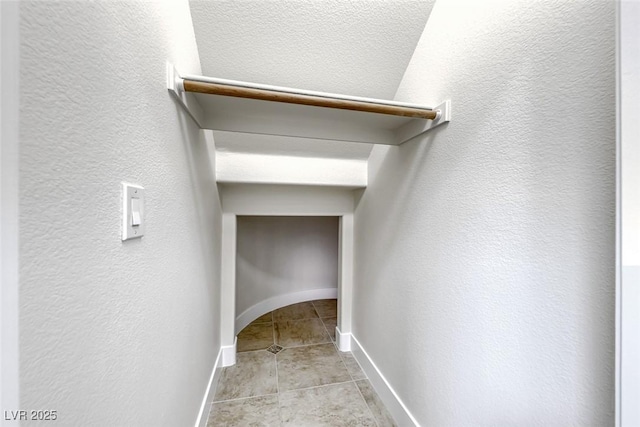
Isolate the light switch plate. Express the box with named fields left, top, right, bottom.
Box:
left=122, top=183, right=144, bottom=241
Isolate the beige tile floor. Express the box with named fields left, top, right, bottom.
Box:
left=206, top=300, right=396, bottom=427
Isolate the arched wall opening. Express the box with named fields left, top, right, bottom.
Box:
left=218, top=184, right=356, bottom=366
left=235, top=216, right=339, bottom=333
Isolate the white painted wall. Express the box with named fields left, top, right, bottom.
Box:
left=214, top=130, right=373, bottom=160
left=353, top=0, right=616, bottom=425
left=216, top=152, right=367, bottom=188
left=220, top=213, right=237, bottom=360
left=619, top=1, right=640, bottom=424
left=220, top=184, right=355, bottom=216
left=18, top=2, right=222, bottom=426
left=236, top=216, right=338, bottom=319
left=1, top=1, right=21, bottom=422
left=336, top=213, right=354, bottom=352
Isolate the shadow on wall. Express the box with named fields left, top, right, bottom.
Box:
left=174, top=103, right=223, bottom=324
left=354, top=125, right=445, bottom=257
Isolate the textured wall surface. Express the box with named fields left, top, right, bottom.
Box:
left=236, top=216, right=339, bottom=317
left=19, top=2, right=222, bottom=426
left=188, top=0, right=435, bottom=99
left=353, top=0, right=616, bottom=425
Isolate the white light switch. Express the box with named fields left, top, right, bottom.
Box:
left=131, top=198, right=141, bottom=226
left=122, top=183, right=144, bottom=241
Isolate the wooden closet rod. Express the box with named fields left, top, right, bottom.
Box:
left=182, top=79, right=438, bottom=120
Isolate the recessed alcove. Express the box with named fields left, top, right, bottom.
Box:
left=218, top=184, right=355, bottom=366
left=235, top=216, right=339, bottom=333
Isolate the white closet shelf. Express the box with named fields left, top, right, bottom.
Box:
left=167, top=63, right=450, bottom=146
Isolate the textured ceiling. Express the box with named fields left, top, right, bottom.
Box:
left=188, top=0, right=435, bottom=100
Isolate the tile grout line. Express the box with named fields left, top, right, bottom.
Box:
left=271, top=313, right=276, bottom=350
left=274, top=310, right=286, bottom=427
left=319, top=317, right=335, bottom=344
left=236, top=348, right=275, bottom=356
left=273, top=316, right=323, bottom=324
left=210, top=380, right=365, bottom=416
left=278, top=339, right=333, bottom=351
left=311, top=298, right=338, bottom=320
left=354, top=379, right=382, bottom=427
left=240, top=340, right=335, bottom=356
left=273, top=320, right=284, bottom=427
left=343, top=351, right=370, bottom=382
left=336, top=346, right=358, bottom=383
left=311, top=300, right=321, bottom=319
left=277, top=394, right=284, bottom=427
left=273, top=320, right=280, bottom=395
left=271, top=315, right=331, bottom=349
left=280, top=379, right=357, bottom=395
left=212, top=392, right=280, bottom=404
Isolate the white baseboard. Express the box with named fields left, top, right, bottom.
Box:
left=350, top=334, right=420, bottom=427
left=194, top=347, right=224, bottom=427
left=221, top=337, right=237, bottom=367
left=335, top=326, right=351, bottom=351
left=235, top=288, right=338, bottom=333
